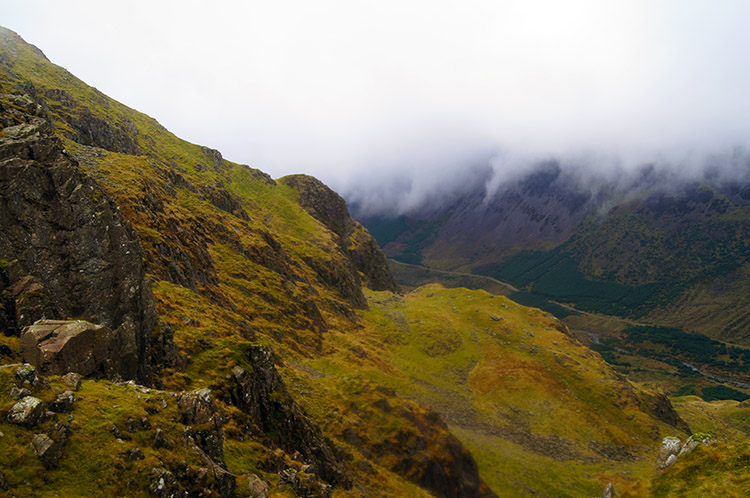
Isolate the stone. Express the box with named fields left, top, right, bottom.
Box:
left=178, top=389, right=226, bottom=463
left=62, top=372, right=82, bottom=391
left=126, top=417, right=151, bottom=433
left=602, top=482, right=615, bottom=498
left=247, top=474, right=269, bottom=498
left=50, top=390, right=75, bottom=413
left=177, top=388, right=217, bottom=425
left=679, top=436, right=700, bottom=456
left=154, top=428, right=173, bottom=450
left=31, top=430, right=66, bottom=469
left=21, top=320, right=119, bottom=378
left=663, top=454, right=678, bottom=469
left=10, top=384, right=31, bottom=400
left=15, top=363, right=37, bottom=384
left=658, top=437, right=682, bottom=469
left=230, top=345, right=351, bottom=488
left=7, top=396, right=45, bottom=427
left=110, top=425, right=132, bottom=441
left=124, top=448, right=145, bottom=461
left=149, top=468, right=180, bottom=498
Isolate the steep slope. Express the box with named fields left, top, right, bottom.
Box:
left=0, top=26, right=492, bottom=497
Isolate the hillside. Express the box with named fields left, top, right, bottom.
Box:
left=1, top=26, right=748, bottom=498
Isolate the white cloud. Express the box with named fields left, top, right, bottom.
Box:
left=4, top=0, right=750, bottom=199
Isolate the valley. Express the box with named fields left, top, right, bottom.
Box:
left=0, top=24, right=748, bottom=498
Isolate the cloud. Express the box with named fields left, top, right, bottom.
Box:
left=4, top=0, right=750, bottom=212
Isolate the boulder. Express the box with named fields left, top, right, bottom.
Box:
left=21, top=319, right=135, bottom=379
left=62, top=372, right=82, bottom=391
left=31, top=432, right=66, bottom=469
left=248, top=474, right=269, bottom=498
left=50, top=391, right=75, bottom=413
left=154, top=428, right=173, bottom=450
left=7, top=396, right=44, bottom=427
left=10, top=385, right=31, bottom=400
left=658, top=436, right=682, bottom=469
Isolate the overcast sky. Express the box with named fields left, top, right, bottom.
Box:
left=4, top=0, right=750, bottom=201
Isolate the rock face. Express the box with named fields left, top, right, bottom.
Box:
left=230, top=345, right=351, bottom=488
left=0, top=263, right=18, bottom=336
left=0, top=92, right=155, bottom=383
left=21, top=319, right=141, bottom=380
left=281, top=174, right=400, bottom=295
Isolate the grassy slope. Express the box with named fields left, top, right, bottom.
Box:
left=291, top=284, right=691, bottom=497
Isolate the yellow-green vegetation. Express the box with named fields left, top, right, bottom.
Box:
left=0, top=368, right=208, bottom=497
left=3, top=25, right=747, bottom=498
left=283, top=284, right=690, bottom=496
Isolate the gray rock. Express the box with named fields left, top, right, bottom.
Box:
left=126, top=417, right=151, bottom=433
left=62, top=372, right=82, bottom=391
left=662, top=454, right=678, bottom=469
left=124, top=448, right=144, bottom=461
left=31, top=434, right=59, bottom=469
left=10, top=384, right=30, bottom=400
left=21, top=320, right=118, bottom=378
left=14, top=363, right=36, bottom=384
left=602, top=482, right=615, bottom=498
left=154, top=428, right=173, bottom=450
left=50, top=390, right=74, bottom=413
left=7, top=396, right=44, bottom=427
left=658, top=436, right=682, bottom=468
left=248, top=474, right=269, bottom=498
left=149, top=468, right=180, bottom=498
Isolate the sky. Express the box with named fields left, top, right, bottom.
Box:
left=4, top=0, right=750, bottom=209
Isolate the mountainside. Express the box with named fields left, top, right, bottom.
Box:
left=1, top=26, right=748, bottom=498
left=357, top=161, right=750, bottom=342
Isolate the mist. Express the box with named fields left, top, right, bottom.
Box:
left=4, top=1, right=750, bottom=214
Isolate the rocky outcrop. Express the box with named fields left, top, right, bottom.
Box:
left=229, top=344, right=351, bottom=488
left=21, top=319, right=142, bottom=380
left=0, top=92, right=155, bottom=383
left=637, top=389, right=691, bottom=435
left=177, top=388, right=236, bottom=497
left=657, top=434, right=712, bottom=470
left=281, top=174, right=400, bottom=295
left=357, top=399, right=497, bottom=498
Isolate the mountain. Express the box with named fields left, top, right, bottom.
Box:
left=0, top=26, right=748, bottom=498
left=357, top=161, right=749, bottom=342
